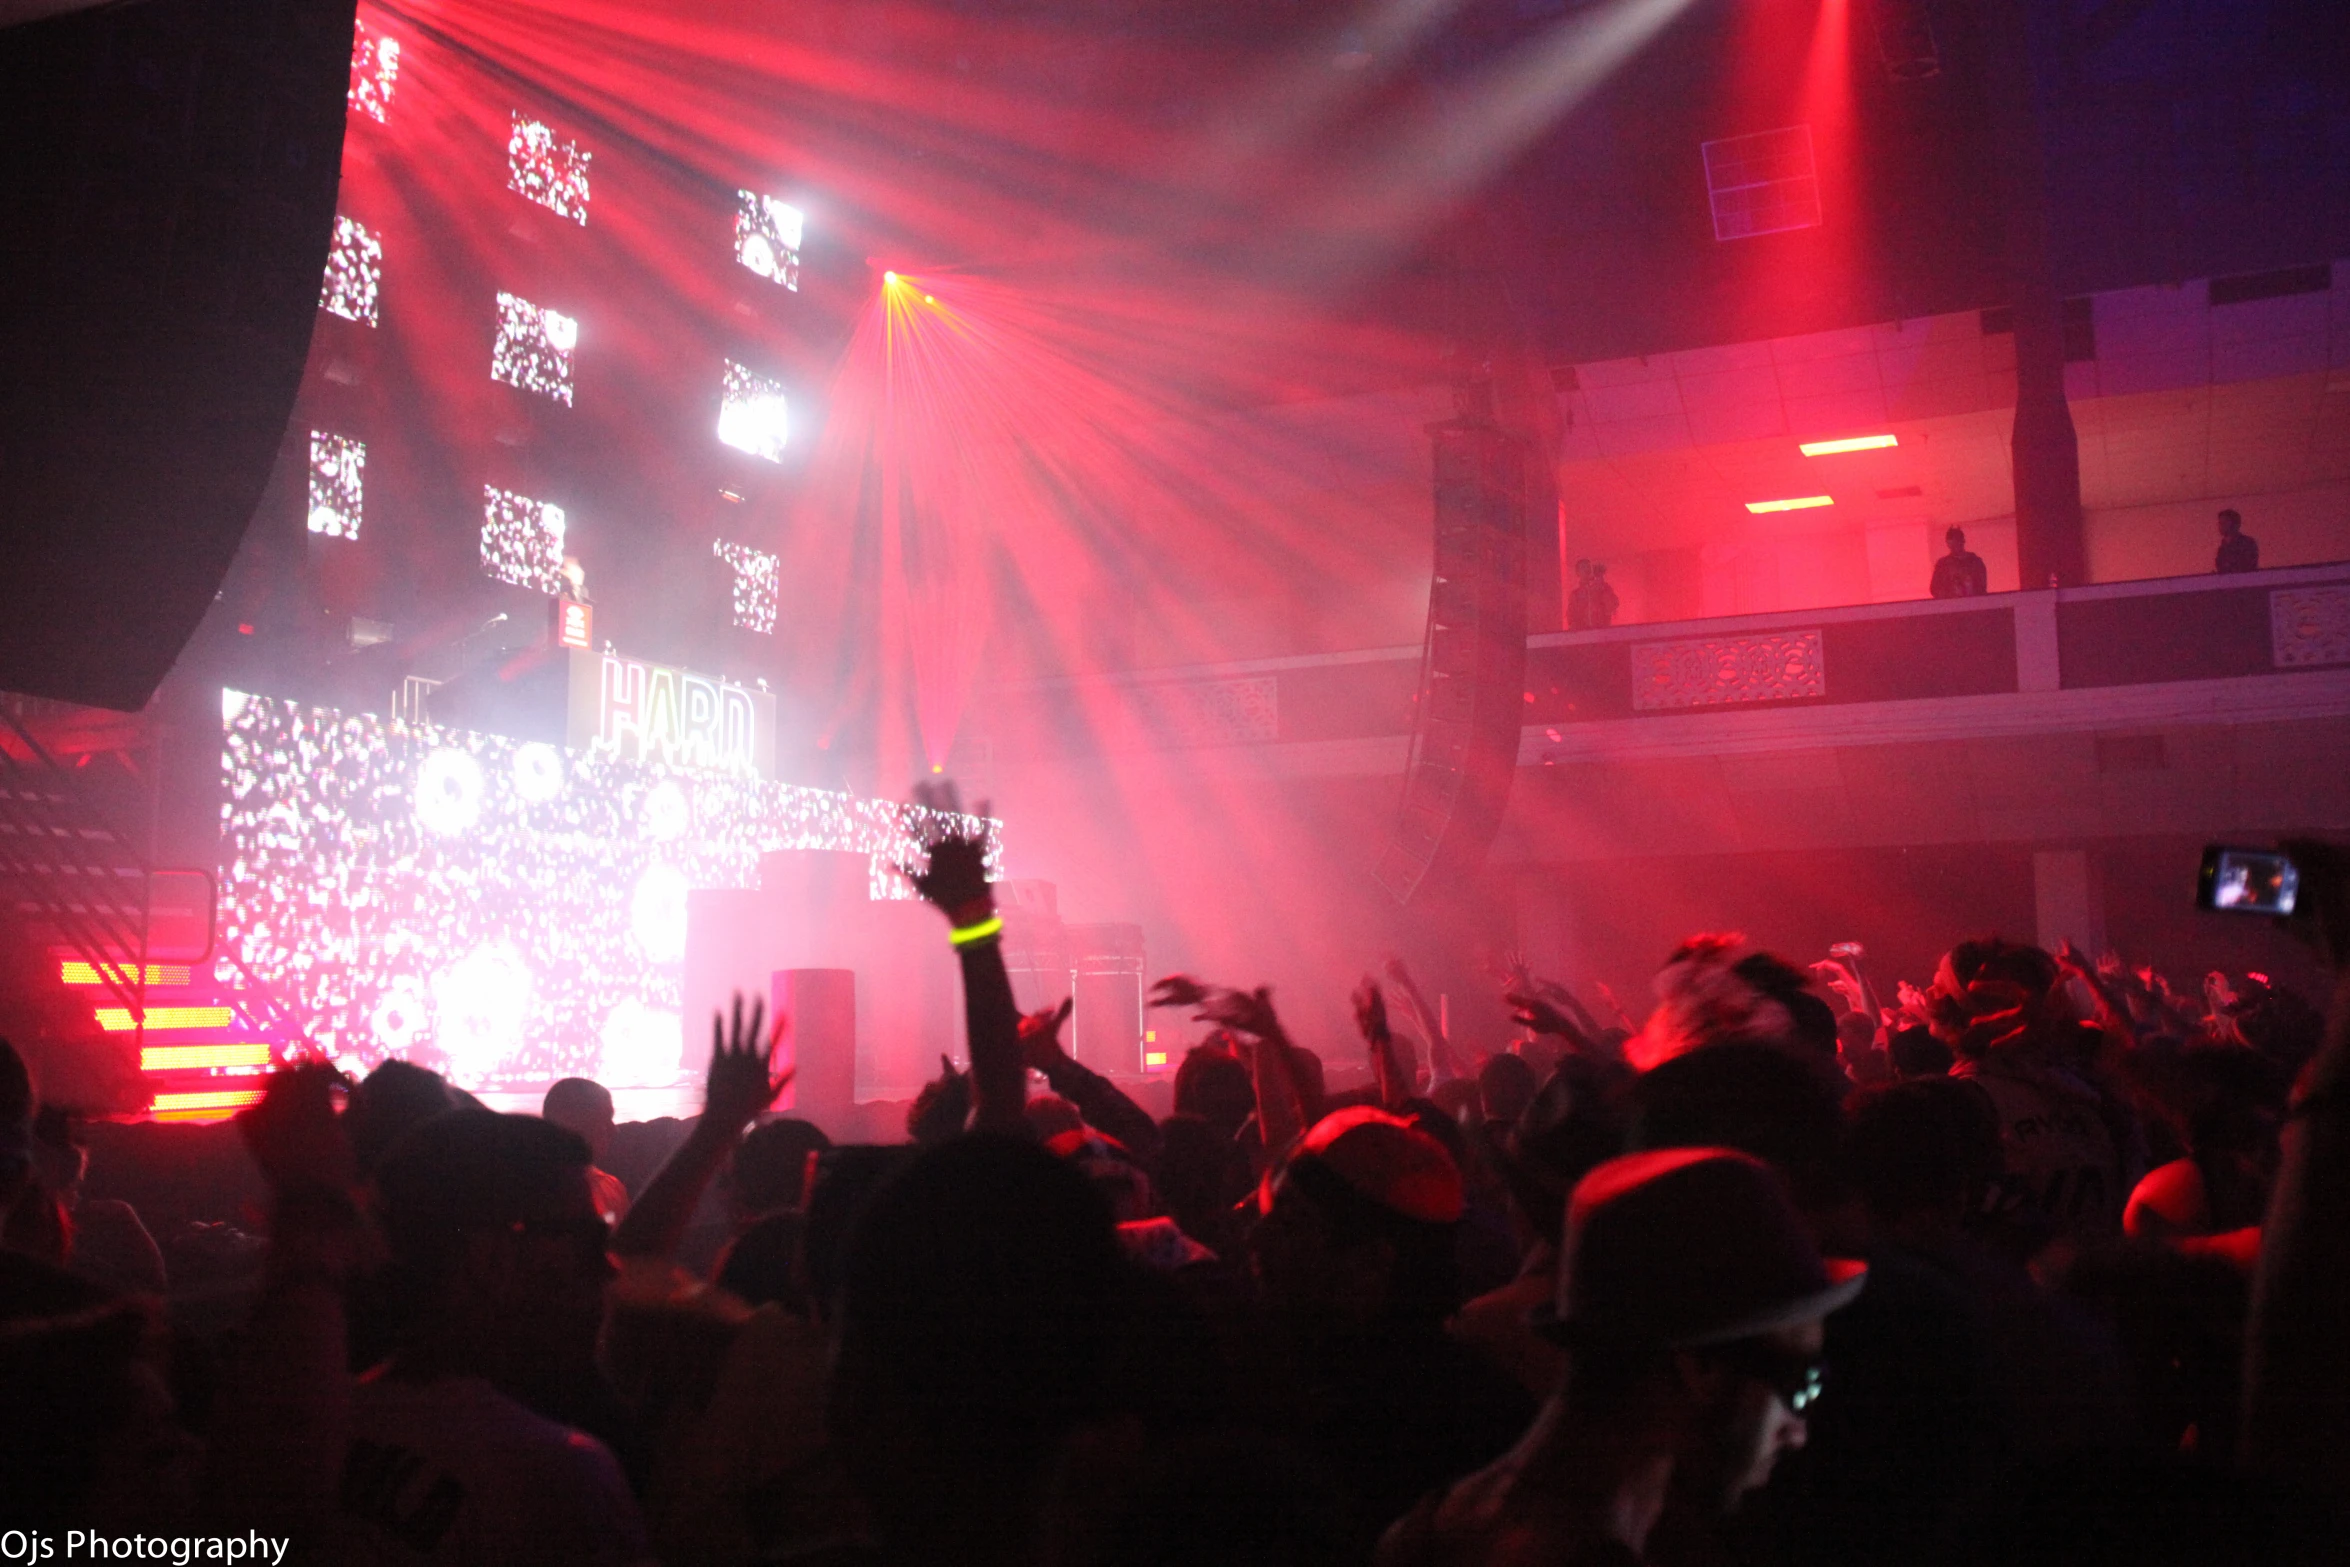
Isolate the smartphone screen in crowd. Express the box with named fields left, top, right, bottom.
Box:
left=2198, top=845, right=2300, bottom=916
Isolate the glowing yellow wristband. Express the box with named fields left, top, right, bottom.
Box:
left=949, top=914, right=1004, bottom=948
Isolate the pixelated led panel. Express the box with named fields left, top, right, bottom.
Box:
left=480, top=485, right=568, bottom=594
left=349, top=25, right=400, bottom=123
left=713, top=539, right=779, bottom=634
left=734, top=191, right=802, bottom=290
left=491, top=291, right=576, bottom=404
left=321, top=216, right=382, bottom=327
left=219, top=691, right=1001, bottom=1090
left=717, top=360, right=789, bottom=461
left=1630, top=629, right=1827, bottom=710
left=507, top=115, right=592, bottom=224
left=309, top=432, right=365, bottom=539
left=1128, top=676, right=1279, bottom=747
left=2271, top=587, right=2350, bottom=668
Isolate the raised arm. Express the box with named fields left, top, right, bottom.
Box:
left=1024, top=998, right=1161, bottom=1161
left=1353, top=978, right=1414, bottom=1113
left=1164, top=977, right=1311, bottom=1161
left=613, top=996, right=792, bottom=1261
left=2242, top=842, right=2350, bottom=1507
left=2054, top=940, right=2138, bottom=1052
left=1381, top=957, right=1454, bottom=1085
left=1504, top=989, right=1608, bottom=1062
left=906, top=812, right=1025, bottom=1136
left=209, top=1063, right=363, bottom=1540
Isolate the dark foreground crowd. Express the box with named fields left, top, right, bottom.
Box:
left=5, top=824, right=2350, bottom=1567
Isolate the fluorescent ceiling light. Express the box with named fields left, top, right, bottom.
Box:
left=1799, top=433, right=1898, bottom=455
left=1746, top=495, right=1835, bottom=513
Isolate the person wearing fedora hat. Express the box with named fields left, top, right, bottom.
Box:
left=1379, top=1148, right=1865, bottom=1567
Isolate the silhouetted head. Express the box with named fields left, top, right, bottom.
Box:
left=1946, top=527, right=1967, bottom=552
left=346, top=1060, right=458, bottom=1175
left=832, top=1135, right=1124, bottom=1561
left=541, top=1076, right=615, bottom=1162
left=1842, top=1077, right=2002, bottom=1232
left=1627, top=1043, right=1846, bottom=1213
left=730, top=1116, right=832, bottom=1217
left=2218, top=508, right=2242, bottom=536
left=1174, top=1041, right=1255, bottom=1141
left=373, top=1110, right=610, bottom=1377
left=1252, top=1109, right=1464, bottom=1333
left=1479, top=1052, right=1540, bottom=1125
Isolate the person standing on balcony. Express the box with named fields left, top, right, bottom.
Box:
left=1567, top=561, right=1619, bottom=629
left=2215, top=508, right=2260, bottom=574
left=1567, top=560, right=1595, bottom=630
left=1929, top=528, right=1988, bottom=598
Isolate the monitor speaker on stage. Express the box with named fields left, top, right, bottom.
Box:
left=1066, top=922, right=1144, bottom=1076
left=774, top=968, right=854, bottom=1125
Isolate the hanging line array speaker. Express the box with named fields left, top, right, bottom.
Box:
left=0, top=0, right=357, bottom=710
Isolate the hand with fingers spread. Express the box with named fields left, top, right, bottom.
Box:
left=704, top=992, right=795, bottom=1138
left=616, top=994, right=793, bottom=1261
left=907, top=833, right=996, bottom=924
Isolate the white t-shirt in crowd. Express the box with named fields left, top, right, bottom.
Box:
left=337, top=1372, right=649, bottom=1567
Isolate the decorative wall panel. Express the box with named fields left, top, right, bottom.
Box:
left=2271, top=587, right=2350, bottom=668
left=1131, top=676, right=1279, bottom=747
left=1631, top=629, right=1826, bottom=710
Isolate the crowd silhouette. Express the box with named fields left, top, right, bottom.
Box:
left=4, top=815, right=2348, bottom=1566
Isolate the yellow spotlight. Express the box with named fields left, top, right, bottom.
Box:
left=883, top=270, right=899, bottom=285
left=924, top=294, right=936, bottom=305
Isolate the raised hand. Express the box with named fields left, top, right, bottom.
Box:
left=705, top=992, right=794, bottom=1137
left=1504, top=990, right=1577, bottom=1039
left=1149, top=973, right=1214, bottom=1011
left=1196, top=983, right=1282, bottom=1040
left=1810, top=958, right=1867, bottom=1015
left=906, top=833, right=993, bottom=920
left=1353, top=978, right=1391, bottom=1047
left=1019, top=997, right=1075, bottom=1074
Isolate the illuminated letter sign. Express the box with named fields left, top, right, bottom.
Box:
left=571, top=649, right=773, bottom=777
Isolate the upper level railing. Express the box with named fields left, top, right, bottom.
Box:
left=976, top=561, right=2350, bottom=771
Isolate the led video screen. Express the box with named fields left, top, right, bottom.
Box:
left=220, top=691, right=999, bottom=1091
